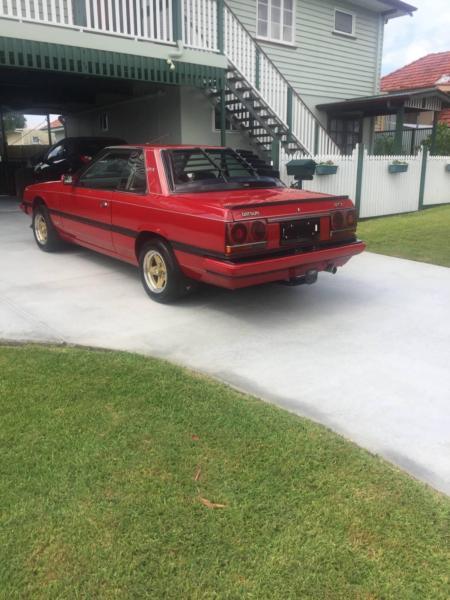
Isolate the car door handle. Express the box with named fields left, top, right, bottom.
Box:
left=99, top=201, right=109, bottom=208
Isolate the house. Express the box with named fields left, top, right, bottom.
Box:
left=7, top=128, right=48, bottom=146
left=0, top=0, right=419, bottom=194
left=39, top=118, right=66, bottom=144
left=380, top=51, right=450, bottom=129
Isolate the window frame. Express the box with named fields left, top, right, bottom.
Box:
left=333, top=8, right=356, bottom=37
left=76, top=148, right=148, bottom=195
left=256, top=0, right=296, bottom=47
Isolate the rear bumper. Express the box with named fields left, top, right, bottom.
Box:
left=177, top=241, right=366, bottom=290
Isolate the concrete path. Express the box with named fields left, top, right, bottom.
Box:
left=1, top=197, right=450, bottom=494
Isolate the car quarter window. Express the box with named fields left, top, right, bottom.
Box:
left=78, top=150, right=146, bottom=193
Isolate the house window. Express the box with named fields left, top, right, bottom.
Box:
left=334, top=9, right=354, bottom=36
left=31, top=136, right=40, bottom=144
left=329, top=118, right=361, bottom=154
left=257, top=0, right=294, bottom=44
left=213, top=107, right=235, bottom=131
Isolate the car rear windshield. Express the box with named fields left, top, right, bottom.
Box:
left=163, top=148, right=283, bottom=192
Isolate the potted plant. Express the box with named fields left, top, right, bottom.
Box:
left=388, top=160, right=408, bottom=174
left=316, top=160, right=338, bottom=175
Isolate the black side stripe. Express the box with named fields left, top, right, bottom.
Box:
left=45, top=207, right=225, bottom=258
left=49, top=208, right=137, bottom=239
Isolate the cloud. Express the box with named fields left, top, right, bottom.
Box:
left=382, top=0, right=450, bottom=75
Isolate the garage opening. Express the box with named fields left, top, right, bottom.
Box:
left=0, top=111, right=64, bottom=196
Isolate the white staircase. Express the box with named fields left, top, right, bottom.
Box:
left=206, top=4, right=340, bottom=158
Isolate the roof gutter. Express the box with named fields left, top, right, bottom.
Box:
left=379, top=0, right=417, bottom=19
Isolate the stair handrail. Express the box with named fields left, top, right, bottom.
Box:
left=223, top=2, right=340, bottom=155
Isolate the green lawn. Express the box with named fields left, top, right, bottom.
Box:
left=357, top=205, right=450, bottom=267
left=1, top=345, right=449, bottom=599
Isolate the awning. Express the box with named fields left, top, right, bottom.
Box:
left=317, top=88, right=450, bottom=118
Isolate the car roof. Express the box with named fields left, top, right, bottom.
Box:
left=104, top=144, right=225, bottom=151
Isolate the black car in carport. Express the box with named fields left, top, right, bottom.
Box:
left=16, top=136, right=126, bottom=198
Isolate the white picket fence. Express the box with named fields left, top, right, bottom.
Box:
left=424, top=156, right=450, bottom=206
left=280, top=147, right=450, bottom=218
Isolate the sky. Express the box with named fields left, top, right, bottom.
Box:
left=382, top=0, right=450, bottom=75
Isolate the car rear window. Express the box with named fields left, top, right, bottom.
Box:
left=163, top=148, right=282, bottom=193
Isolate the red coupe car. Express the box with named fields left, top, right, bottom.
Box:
left=21, top=145, right=365, bottom=303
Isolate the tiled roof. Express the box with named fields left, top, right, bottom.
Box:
left=381, top=51, right=450, bottom=92
left=49, top=118, right=63, bottom=129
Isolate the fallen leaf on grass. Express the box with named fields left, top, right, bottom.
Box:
left=191, top=435, right=200, bottom=441
left=199, top=496, right=226, bottom=509
left=194, top=467, right=202, bottom=481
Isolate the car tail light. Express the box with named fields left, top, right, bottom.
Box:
left=331, top=211, right=344, bottom=230
left=251, top=220, right=267, bottom=241
left=226, top=220, right=268, bottom=255
left=80, top=154, right=92, bottom=164
left=230, top=223, right=248, bottom=244
left=331, top=209, right=357, bottom=231
left=346, top=209, right=357, bottom=227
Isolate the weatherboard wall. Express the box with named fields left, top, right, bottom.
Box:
left=226, top=0, right=383, bottom=116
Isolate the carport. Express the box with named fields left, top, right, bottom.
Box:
left=0, top=36, right=225, bottom=195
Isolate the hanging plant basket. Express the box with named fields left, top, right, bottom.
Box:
left=445, top=164, right=450, bottom=172
left=388, top=163, right=408, bottom=174
left=316, top=164, right=338, bottom=175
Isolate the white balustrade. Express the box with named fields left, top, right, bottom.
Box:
left=223, top=7, right=255, bottom=86
left=0, top=0, right=73, bottom=25
left=0, top=0, right=174, bottom=43
left=183, top=0, right=218, bottom=51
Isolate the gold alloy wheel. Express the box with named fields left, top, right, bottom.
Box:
left=35, top=214, right=48, bottom=244
left=143, top=250, right=168, bottom=293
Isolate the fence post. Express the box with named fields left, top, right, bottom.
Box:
left=314, top=121, right=319, bottom=155
left=355, top=144, right=364, bottom=216
left=286, top=87, right=293, bottom=143
left=219, top=89, right=226, bottom=147
left=418, top=147, right=428, bottom=210
left=217, top=0, right=225, bottom=52
left=255, top=48, right=260, bottom=90
left=271, top=139, right=280, bottom=170
left=393, top=106, right=405, bottom=155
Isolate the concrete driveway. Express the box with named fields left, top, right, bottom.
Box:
left=1, top=197, right=450, bottom=494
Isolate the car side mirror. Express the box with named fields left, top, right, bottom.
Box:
left=61, top=173, right=77, bottom=185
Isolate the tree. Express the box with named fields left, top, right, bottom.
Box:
left=2, top=112, right=27, bottom=133
left=373, top=133, right=396, bottom=156
left=422, top=122, right=450, bottom=155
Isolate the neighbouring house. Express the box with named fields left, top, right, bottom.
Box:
left=39, top=118, right=66, bottom=144
left=381, top=51, right=450, bottom=126
left=0, top=0, right=427, bottom=194
left=7, top=128, right=48, bottom=146
left=373, top=51, right=450, bottom=153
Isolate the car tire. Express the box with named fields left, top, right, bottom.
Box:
left=32, top=204, right=63, bottom=252
left=139, top=240, right=194, bottom=304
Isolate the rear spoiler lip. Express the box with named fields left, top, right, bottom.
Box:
left=225, top=195, right=350, bottom=210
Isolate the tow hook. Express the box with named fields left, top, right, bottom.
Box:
left=281, top=269, right=318, bottom=286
